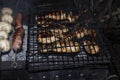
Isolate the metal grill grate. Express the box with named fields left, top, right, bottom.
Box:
left=26, top=8, right=111, bottom=72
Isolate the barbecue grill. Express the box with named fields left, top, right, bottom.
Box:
left=0, top=0, right=120, bottom=80
left=26, top=5, right=111, bottom=72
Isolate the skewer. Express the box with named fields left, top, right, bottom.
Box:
left=11, top=51, right=18, bottom=68
left=0, top=49, right=2, bottom=71
left=0, top=49, right=1, bottom=76
left=0, top=49, right=2, bottom=70
left=0, top=49, right=1, bottom=55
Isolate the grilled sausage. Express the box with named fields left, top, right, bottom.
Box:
left=15, top=13, right=22, bottom=29
left=12, top=13, right=24, bottom=52
left=12, top=27, right=24, bottom=52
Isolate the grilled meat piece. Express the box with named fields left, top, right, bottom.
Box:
left=83, top=39, right=100, bottom=54
left=12, top=27, right=24, bottom=52
left=37, top=30, right=59, bottom=44
left=15, top=13, right=22, bottom=29
left=53, top=41, right=80, bottom=53
left=12, top=13, right=24, bottom=52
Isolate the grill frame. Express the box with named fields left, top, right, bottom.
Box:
left=26, top=6, right=111, bottom=72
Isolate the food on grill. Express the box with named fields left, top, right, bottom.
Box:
left=50, top=28, right=69, bottom=38
left=62, top=12, right=67, bottom=19
left=37, top=30, right=59, bottom=44
left=74, top=27, right=86, bottom=39
left=37, top=36, right=59, bottom=44
left=12, top=13, right=24, bottom=52
left=36, top=10, right=79, bottom=25
left=53, top=41, right=80, bottom=53
left=0, top=22, right=12, bottom=33
left=15, top=13, right=22, bottom=29
left=37, top=17, right=70, bottom=25
left=12, top=35, right=22, bottom=51
left=75, top=30, right=84, bottom=39
left=0, top=39, right=10, bottom=53
left=2, top=7, right=13, bottom=15
left=39, top=41, right=80, bottom=53
left=51, top=28, right=68, bottom=33
left=44, top=10, right=67, bottom=20
left=52, top=12, right=55, bottom=19
left=48, top=13, right=52, bottom=19
left=0, top=31, right=8, bottom=39
left=37, top=24, right=70, bottom=44
left=67, top=14, right=76, bottom=23
left=56, top=12, right=60, bottom=20
left=85, top=29, right=96, bottom=37
left=74, top=28, right=97, bottom=39
left=12, top=27, right=24, bottom=52
left=0, top=8, right=13, bottom=53
left=83, top=40, right=100, bottom=54
left=39, top=48, right=52, bottom=53
left=1, top=14, right=13, bottom=24
left=14, top=27, right=24, bottom=36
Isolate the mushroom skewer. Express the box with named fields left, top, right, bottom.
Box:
left=0, top=39, right=10, bottom=53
